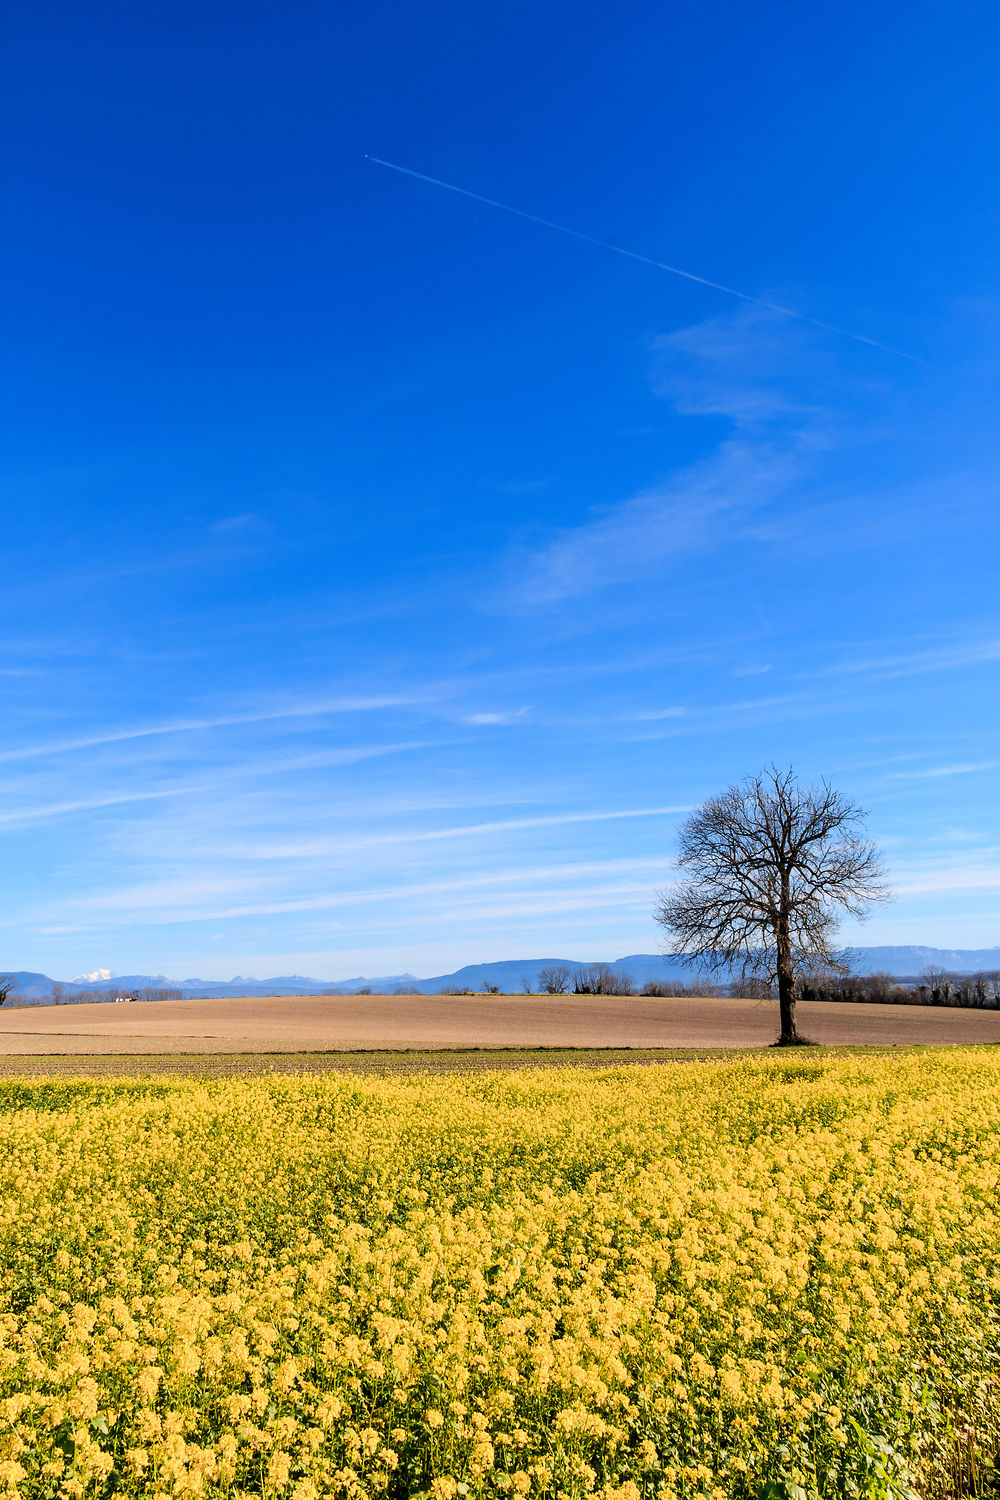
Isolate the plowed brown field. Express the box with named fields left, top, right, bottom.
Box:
left=0, top=990, right=998, bottom=1055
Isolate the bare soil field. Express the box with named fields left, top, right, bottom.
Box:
left=0, top=990, right=998, bottom=1056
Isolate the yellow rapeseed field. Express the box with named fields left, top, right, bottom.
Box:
left=1, top=1052, right=998, bottom=1500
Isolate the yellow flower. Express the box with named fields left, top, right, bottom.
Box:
left=266, top=1451, right=292, bottom=1490
left=0, top=1053, right=995, bottom=1500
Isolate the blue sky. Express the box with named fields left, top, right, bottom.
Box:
left=2, top=0, right=999, bottom=980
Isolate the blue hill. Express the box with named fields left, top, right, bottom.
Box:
left=4, top=945, right=999, bottom=1004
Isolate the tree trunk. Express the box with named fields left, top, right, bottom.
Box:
left=777, top=963, right=798, bottom=1043
left=775, top=903, right=798, bottom=1044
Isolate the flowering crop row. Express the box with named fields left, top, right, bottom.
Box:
left=0, top=1051, right=998, bottom=1500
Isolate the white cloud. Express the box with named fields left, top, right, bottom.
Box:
left=628, top=707, right=687, bottom=722
left=0, top=692, right=437, bottom=765
left=463, top=708, right=531, bottom=725
left=651, top=308, right=828, bottom=425
left=236, top=804, right=692, bottom=861
left=17, top=856, right=676, bottom=933
left=887, top=760, right=1000, bottom=781
left=892, top=864, right=1000, bottom=895
left=507, top=438, right=805, bottom=606
left=499, top=307, right=838, bottom=609
left=0, top=785, right=206, bottom=827
left=815, top=637, right=1000, bottom=682
left=210, top=513, right=266, bottom=533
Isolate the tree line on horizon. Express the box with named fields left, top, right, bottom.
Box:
left=426, top=964, right=1000, bottom=1008
left=798, top=967, right=1000, bottom=1009
left=0, top=983, right=185, bottom=1007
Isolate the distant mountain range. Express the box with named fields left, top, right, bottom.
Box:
left=4, top=945, right=999, bottom=1005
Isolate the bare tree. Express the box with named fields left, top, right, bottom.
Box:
left=654, top=766, right=890, bottom=1045
left=68, top=985, right=183, bottom=1005
left=0, top=975, right=19, bottom=1007
left=573, top=964, right=636, bottom=996
left=641, top=977, right=723, bottom=997
left=920, top=966, right=953, bottom=1006
left=729, top=975, right=774, bottom=1000
left=538, top=965, right=571, bottom=994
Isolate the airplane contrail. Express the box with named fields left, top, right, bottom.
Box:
left=366, top=155, right=928, bottom=365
